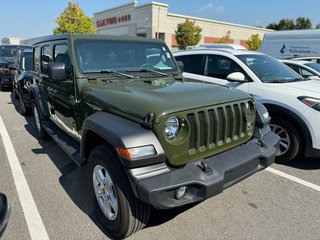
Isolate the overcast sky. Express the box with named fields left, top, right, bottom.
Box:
left=1, top=0, right=320, bottom=40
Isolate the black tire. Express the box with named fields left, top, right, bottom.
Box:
left=19, top=93, right=31, bottom=116
left=32, top=102, right=49, bottom=139
left=87, top=144, right=150, bottom=239
left=13, top=87, right=19, bottom=100
left=270, top=116, right=303, bottom=163
left=0, top=83, right=3, bottom=91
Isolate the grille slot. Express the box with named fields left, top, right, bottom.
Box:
left=187, top=102, right=249, bottom=151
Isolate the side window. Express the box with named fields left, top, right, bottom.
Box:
left=33, top=46, right=41, bottom=73
left=175, top=55, right=204, bottom=74
left=54, top=44, right=71, bottom=76
left=41, top=45, right=52, bottom=74
left=205, top=55, right=244, bottom=79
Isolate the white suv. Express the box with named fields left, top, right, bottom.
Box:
left=174, top=49, right=320, bottom=163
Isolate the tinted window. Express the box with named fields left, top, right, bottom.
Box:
left=54, top=44, right=71, bottom=76
left=305, top=62, right=320, bottom=73
left=41, top=45, right=52, bottom=74
left=33, top=47, right=41, bottom=73
left=23, top=54, right=33, bottom=71
left=205, top=55, right=245, bottom=79
left=175, top=54, right=204, bottom=74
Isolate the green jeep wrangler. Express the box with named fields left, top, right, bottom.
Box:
left=31, top=34, right=279, bottom=238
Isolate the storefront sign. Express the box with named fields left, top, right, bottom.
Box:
left=96, top=14, right=131, bottom=27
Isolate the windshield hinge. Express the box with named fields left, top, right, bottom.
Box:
left=143, top=112, right=155, bottom=129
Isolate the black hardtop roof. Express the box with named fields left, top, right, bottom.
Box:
left=0, top=44, right=32, bottom=48
left=33, top=34, right=165, bottom=46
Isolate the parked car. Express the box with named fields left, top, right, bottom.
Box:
left=0, top=45, right=32, bottom=90
left=280, top=59, right=320, bottom=79
left=289, top=56, right=320, bottom=64
left=186, top=43, right=247, bottom=50
left=174, top=49, right=320, bottom=163
left=30, top=34, right=279, bottom=238
left=9, top=49, right=33, bottom=115
left=0, top=192, right=11, bottom=238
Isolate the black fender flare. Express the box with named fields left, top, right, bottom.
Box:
left=29, top=84, right=50, bottom=119
left=263, top=103, right=312, bottom=157
left=81, top=111, right=166, bottom=168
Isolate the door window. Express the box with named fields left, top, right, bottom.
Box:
left=205, top=55, right=243, bottom=79
left=174, top=54, right=205, bottom=74
left=41, top=45, right=52, bottom=75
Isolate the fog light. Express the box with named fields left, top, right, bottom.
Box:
left=174, top=186, right=187, bottom=200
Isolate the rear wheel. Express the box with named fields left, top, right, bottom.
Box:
left=87, top=144, right=150, bottom=239
left=270, top=116, right=303, bottom=163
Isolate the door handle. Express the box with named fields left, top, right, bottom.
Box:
left=47, top=87, right=57, bottom=95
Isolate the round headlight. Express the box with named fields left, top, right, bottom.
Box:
left=163, top=116, right=180, bottom=139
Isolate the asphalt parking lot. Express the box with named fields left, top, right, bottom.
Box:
left=0, top=90, right=320, bottom=240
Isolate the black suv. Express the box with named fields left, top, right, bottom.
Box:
left=10, top=49, right=33, bottom=115
left=0, top=45, right=32, bottom=90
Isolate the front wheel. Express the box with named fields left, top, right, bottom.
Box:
left=270, top=116, right=303, bottom=163
left=32, top=102, right=49, bottom=139
left=87, top=144, right=150, bottom=239
left=19, top=93, right=31, bottom=116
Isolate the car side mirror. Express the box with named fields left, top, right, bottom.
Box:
left=306, top=75, right=320, bottom=80
left=48, top=62, right=67, bottom=81
left=8, top=64, right=17, bottom=71
left=177, top=61, right=184, bottom=72
left=226, top=72, right=246, bottom=82
left=0, top=193, right=11, bottom=238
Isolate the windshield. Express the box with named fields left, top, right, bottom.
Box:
left=0, top=45, right=31, bottom=58
left=237, top=54, right=303, bottom=82
left=305, top=62, right=320, bottom=73
left=74, top=39, right=178, bottom=75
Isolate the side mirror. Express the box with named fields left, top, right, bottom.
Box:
left=307, top=75, right=320, bottom=80
left=226, top=72, right=246, bottom=82
left=48, top=62, right=67, bottom=81
left=8, top=64, right=17, bottom=71
left=177, top=61, right=184, bottom=72
left=0, top=193, right=11, bottom=238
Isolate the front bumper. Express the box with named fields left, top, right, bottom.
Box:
left=128, top=131, right=279, bottom=209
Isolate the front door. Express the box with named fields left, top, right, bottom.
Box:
left=49, top=43, right=79, bottom=139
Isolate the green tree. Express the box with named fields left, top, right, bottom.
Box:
left=175, top=19, right=202, bottom=50
left=216, top=30, right=232, bottom=43
left=277, top=19, right=295, bottom=30
left=266, top=22, right=279, bottom=30
left=295, top=17, right=312, bottom=29
left=247, top=34, right=261, bottom=50
left=54, top=1, right=96, bottom=34
left=316, top=23, right=320, bottom=29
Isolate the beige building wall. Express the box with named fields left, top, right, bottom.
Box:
left=94, top=1, right=273, bottom=49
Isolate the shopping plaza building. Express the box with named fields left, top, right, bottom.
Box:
left=94, top=1, right=273, bottom=50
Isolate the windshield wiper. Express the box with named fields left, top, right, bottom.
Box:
left=83, top=69, right=134, bottom=79
left=127, top=68, right=168, bottom=77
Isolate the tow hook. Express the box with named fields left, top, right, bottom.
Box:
left=197, top=161, right=213, bottom=175
left=256, top=139, right=264, bottom=147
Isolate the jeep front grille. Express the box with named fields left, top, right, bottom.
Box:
left=158, top=99, right=254, bottom=166
left=186, top=102, right=247, bottom=151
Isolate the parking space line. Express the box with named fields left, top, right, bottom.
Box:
left=0, top=115, right=49, bottom=240
left=266, top=167, right=320, bottom=192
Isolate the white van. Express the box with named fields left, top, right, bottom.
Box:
left=259, top=30, right=320, bottom=59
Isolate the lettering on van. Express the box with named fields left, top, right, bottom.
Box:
left=280, top=44, right=318, bottom=56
